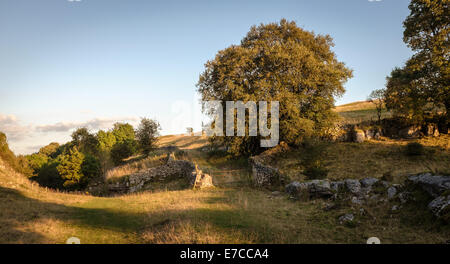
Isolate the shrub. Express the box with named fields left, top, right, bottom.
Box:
left=405, top=142, right=424, bottom=156
left=304, top=166, right=328, bottom=180
left=301, top=139, right=329, bottom=180
left=110, top=140, right=137, bottom=165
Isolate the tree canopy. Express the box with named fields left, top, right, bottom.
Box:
left=386, top=0, right=449, bottom=122
left=197, top=19, right=353, bottom=155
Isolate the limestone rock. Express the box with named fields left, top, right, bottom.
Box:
left=387, top=186, right=397, bottom=199
left=307, top=180, right=333, bottom=198
left=353, top=130, right=365, bottom=143
left=330, top=181, right=344, bottom=192
left=339, top=214, right=354, bottom=224
left=408, top=173, right=450, bottom=198
left=428, top=195, right=450, bottom=219
left=345, top=179, right=362, bottom=195
left=360, top=178, right=379, bottom=188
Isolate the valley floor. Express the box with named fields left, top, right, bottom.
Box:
left=1, top=134, right=449, bottom=244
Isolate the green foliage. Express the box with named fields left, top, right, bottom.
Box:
left=110, top=140, right=137, bottom=165
left=97, top=130, right=116, bottom=151
left=197, top=19, right=352, bottom=156
left=386, top=0, right=450, bottom=122
left=71, top=127, right=99, bottom=155
left=35, top=159, right=63, bottom=189
left=112, top=123, right=136, bottom=144
left=367, top=88, right=386, bottom=123
left=57, top=148, right=86, bottom=189
left=405, top=142, right=425, bottom=156
left=136, top=118, right=160, bottom=156
left=38, top=142, right=60, bottom=158
left=0, top=132, right=32, bottom=175
left=27, top=153, right=49, bottom=175
left=81, top=154, right=101, bottom=180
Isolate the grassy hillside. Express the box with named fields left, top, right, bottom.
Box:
left=1, top=102, right=449, bottom=244
left=1, top=153, right=449, bottom=244
left=335, top=100, right=392, bottom=124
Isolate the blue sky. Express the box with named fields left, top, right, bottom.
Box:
left=0, top=0, right=413, bottom=154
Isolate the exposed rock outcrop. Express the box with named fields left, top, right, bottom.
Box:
left=408, top=173, right=450, bottom=198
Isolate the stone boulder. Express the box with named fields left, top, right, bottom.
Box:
left=353, top=130, right=365, bottom=143
left=428, top=195, right=450, bottom=220
left=408, top=173, right=450, bottom=198
left=285, top=181, right=308, bottom=197
left=285, top=180, right=333, bottom=199
left=399, top=125, right=421, bottom=138
left=307, top=180, right=333, bottom=198
left=345, top=179, right=362, bottom=195
left=339, top=214, right=354, bottom=224
left=360, top=177, right=379, bottom=188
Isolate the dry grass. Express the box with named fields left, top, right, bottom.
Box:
left=334, top=100, right=392, bottom=124
left=273, top=135, right=450, bottom=183
left=1, top=114, right=450, bottom=244
left=105, top=154, right=167, bottom=183
left=158, top=134, right=209, bottom=150
left=0, top=150, right=449, bottom=244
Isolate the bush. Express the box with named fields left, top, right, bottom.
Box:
left=304, top=166, right=328, bottom=180
left=405, top=142, right=424, bottom=156
left=110, top=140, right=137, bottom=165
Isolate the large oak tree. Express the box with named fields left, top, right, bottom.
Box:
left=197, top=19, right=352, bottom=155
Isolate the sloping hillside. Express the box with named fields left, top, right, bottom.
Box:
left=335, top=100, right=391, bottom=124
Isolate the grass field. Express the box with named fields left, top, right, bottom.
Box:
left=0, top=103, right=449, bottom=244
left=334, top=100, right=392, bottom=124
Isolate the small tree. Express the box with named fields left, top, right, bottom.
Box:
left=186, top=127, right=194, bottom=136
left=136, top=118, right=161, bottom=156
left=57, top=147, right=85, bottom=189
left=368, top=88, right=386, bottom=124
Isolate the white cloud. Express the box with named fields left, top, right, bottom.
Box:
left=35, top=117, right=139, bottom=133
left=368, top=0, right=382, bottom=2
left=1, top=114, right=140, bottom=154
left=0, top=114, right=33, bottom=141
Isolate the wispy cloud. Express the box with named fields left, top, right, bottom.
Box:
left=368, top=0, right=382, bottom=2
left=0, top=114, right=33, bottom=141
left=35, top=117, right=139, bottom=133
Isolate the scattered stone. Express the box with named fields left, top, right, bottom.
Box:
left=339, top=213, right=354, bottom=224
left=428, top=195, right=450, bottom=218
left=285, top=181, right=308, bottom=197
left=387, top=186, right=397, bottom=199
left=359, top=208, right=366, bottom=215
left=353, top=130, right=365, bottom=143
left=391, top=205, right=399, bottom=211
left=345, top=179, right=362, bottom=195
left=351, top=196, right=364, bottom=205
left=308, top=180, right=333, bottom=198
left=323, top=203, right=336, bottom=211
left=408, top=173, right=450, bottom=198
left=330, top=181, right=344, bottom=192
left=360, top=178, right=379, bottom=188
left=271, top=191, right=281, bottom=196
left=381, top=181, right=391, bottom=188
left=399, top=125, right=421, bottom=138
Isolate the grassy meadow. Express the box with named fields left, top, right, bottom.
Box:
left=0, top=102, right=449, bottom=244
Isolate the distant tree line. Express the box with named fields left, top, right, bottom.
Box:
left=1, top=118, right=160, bottom=191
